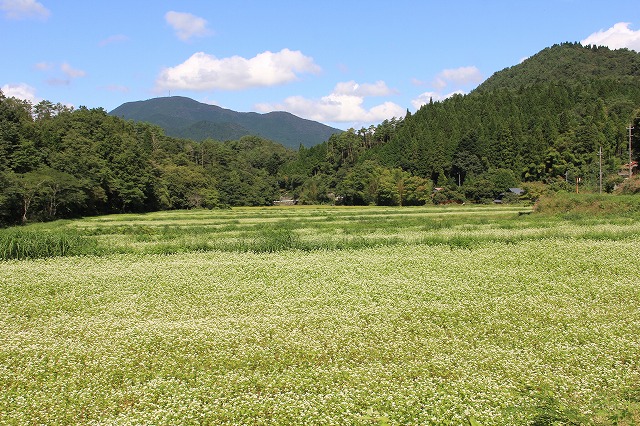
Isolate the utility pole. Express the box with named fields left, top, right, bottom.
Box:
left=599, top=146, right=602, bottom=193
left=627, top=124, right=634, bottom=179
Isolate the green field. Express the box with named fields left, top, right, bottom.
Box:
left=2, top=205, right=640, bottom=424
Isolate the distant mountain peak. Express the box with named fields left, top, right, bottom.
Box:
left=108, top=96, right=342, bottom=148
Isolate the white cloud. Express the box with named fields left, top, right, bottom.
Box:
left=0, top=0, right=49, bottom=20
left=1, top=83, right=39, bottom=102
left=156, top=49, right=321, bottom=91
left=99, top=34, right=129, bottom=47
left=411, top=90, right=465, bottom=110
left=411, top=78, right=427, bottom=87
left=255, top=80, right=405, bottom=125
left=333, top=80, right=395, bottom=97
left=46, top=78, right=70, bottom=87
left=34, top=62, right=86, bottom=86
left=581, top=22, right=640, bottom=51
left=34, top=61, right=53, bottom=70
left=433, top=66, right=483, bottom=89
left=61, top=62, right=86, bottom=79
left=165, top=11, right=212, bottom=41
left=409, top=65, right=482, bottom=111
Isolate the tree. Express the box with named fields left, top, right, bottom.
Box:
left=337, top=161, right=380, bottom=205
left=38, top=168, right=87, bottom=218
left=159, top=164, right=220, bottom=209
left=376, top=168, right=402, bottom=206
left=451, top=150, right=484, bottom=186
left=298, top=174, right=332, bottom=204
left=14, top=169, right=49, bottom=224
left=0, top=93, right=33, bottom=172
left=403, top=175, right=432, bottom=206
left=376, top=168, right=413, bottom=206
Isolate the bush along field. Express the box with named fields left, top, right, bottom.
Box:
left=1, top=203, right=640, bottom=424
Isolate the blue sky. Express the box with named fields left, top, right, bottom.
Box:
left=2, top=0, right=640, bottom=130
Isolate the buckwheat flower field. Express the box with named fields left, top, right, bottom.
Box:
left=1, top=205, right=639, bottom=424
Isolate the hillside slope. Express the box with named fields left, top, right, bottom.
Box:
left=109, top=96, right=342, bottom=148
left=353, top=42, right=640, bottom=196
left=476, top=42, right=640, bottom=93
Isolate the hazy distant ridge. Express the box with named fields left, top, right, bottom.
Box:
left=109, top=96, right=342, bottom=148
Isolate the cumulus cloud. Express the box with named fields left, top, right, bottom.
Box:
left=1, top=83, right=39, bottom=102
left=333, top=80, right=395, bottom=97
left=0, top=0, right=49, bottom=20
left=433, top=66, right=483, bottom=90
left=581, top=22, right=640, bottom=52
left=61, top=62, right=86, bottom=79
left=411, top=77, right=427, bottom=87
left=409, top=65, right=483, bottom=111
left=46, top=78, right=70, bottom=87
left=99, top=34, right=129, bottom=47
left=35, top=61, right=86, bottom=86
left=255, top=80, right=405, bottom=125
left=156, top=49, right=321, bottom=91
left=411, top=90, right=465, bottom=110
left=165, top=11, right=213, bottom=41
left=34, top=61, right=54, bottom=71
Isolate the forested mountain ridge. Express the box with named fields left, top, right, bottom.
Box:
left=109, top=96, right=342, bottom=148
left=476, top=42, right=640, bottom=92
left=2, top=42, right=640, bottom=227
left=276, top=43, right=640, bottom=205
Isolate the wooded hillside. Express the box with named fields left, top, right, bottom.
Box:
left=280, top=43, right=640, bottom=204
left=109, top=96, right=342, bottom=149
left=2, top=43, right=640, bottom=227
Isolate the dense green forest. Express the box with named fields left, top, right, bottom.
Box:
left=282, top=43, right=640, bottom=204
left=0, top=97, right=296, bottom=226
left=1, top=43, right=640, bottom=227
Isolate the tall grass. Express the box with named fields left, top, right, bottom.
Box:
left=0, top=229, right=96, bottom=260
left=4, top=203, right=640, bottom=260
left=535, top=193, right=640, bottom=216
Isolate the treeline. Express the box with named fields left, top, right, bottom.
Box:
left=0, top=93, right=295, bottom=226
left=2, top=43, right=640, bottom=227
left=280, top=43, right=640, bottom=204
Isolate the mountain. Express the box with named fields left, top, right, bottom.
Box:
left=475, top=42, right=640, bottom=93
left=357, top=42, right=640, bottom=196
left=108, top=96, right=342, bottom=148
left=5, top=41, right=640, bottom=226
